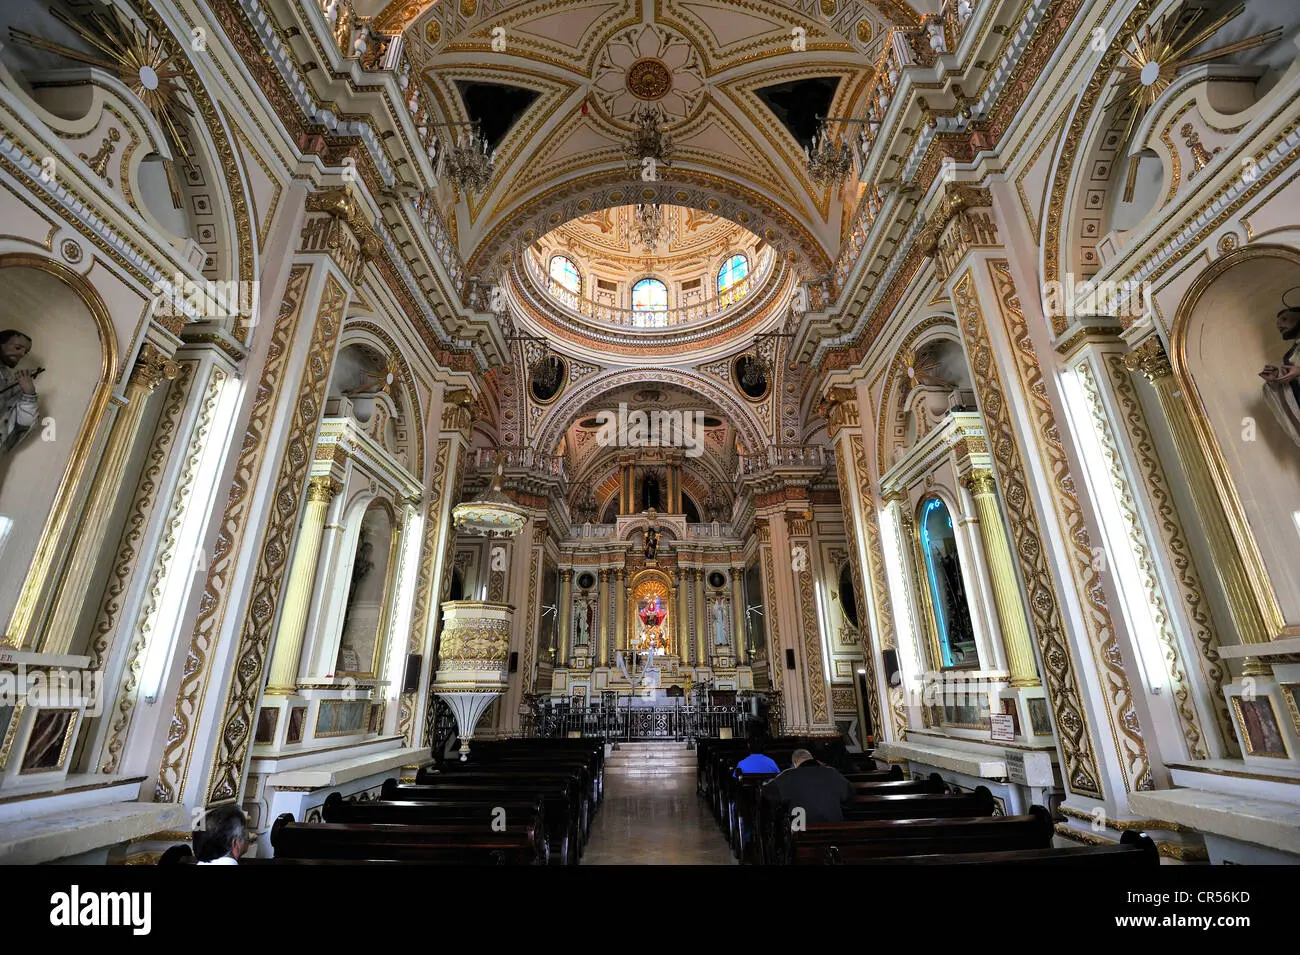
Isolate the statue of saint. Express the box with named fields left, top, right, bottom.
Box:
left=0, top=330, right=39, bottom=456
left=1260, top=303, right=1300, bottom=447
left=643, top=525, right=659, bottom=560
left=713, top=600, right=728, bottom=646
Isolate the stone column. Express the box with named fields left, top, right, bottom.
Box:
left=694, top=568, right=708, bottom=667
left=730, top=566, right=747, bottom=665
left=961, top=469, right=1040, bottom=687
left=614, top=568, right=627, bottom=654
left=556, top=569, right=573, bottom=666
left=39, top=345, right=180, bottom=654
left=597, top=569, right=610, bottom=668
left=1125, top=336, right=1273, bottom=658
left=266, top=476, right=341, bottom=693
left=676, top=568, right=690, bottom=662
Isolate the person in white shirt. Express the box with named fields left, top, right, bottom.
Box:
left=195, top=804, right=249, bottom=865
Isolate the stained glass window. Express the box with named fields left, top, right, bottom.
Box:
left=717, top=254, right=749, bottom=293
left=631, top=278, right=668, bottom=326
left=549, top=255, right=581, bottom=294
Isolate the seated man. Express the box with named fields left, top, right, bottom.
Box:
left=760, top=748, right=854, bottom=824
left=734, top=739, right=780, bottom=777
left=194, top=804, right=249, bottom=865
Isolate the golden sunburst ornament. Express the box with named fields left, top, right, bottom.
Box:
left=10, top=3, right=195, bottom=204
left=1105, top=2, right=1281, bottom=201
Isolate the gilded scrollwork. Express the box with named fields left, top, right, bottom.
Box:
left=206, top=274, right=350, bottom=804
left=952, top=268, right=1104, bottom=799
left=156, top=264, right=313, bottom=804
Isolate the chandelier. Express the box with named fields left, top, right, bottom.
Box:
left=805, top=120, right=855, bottom=188
left=624, top=103, right=674, bottom=177
left=622, top=203, right=678, bottom=252
left=439, top=121, right=494, bottom=193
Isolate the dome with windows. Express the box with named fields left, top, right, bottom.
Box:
left=522, top=205, right=779, bottom=334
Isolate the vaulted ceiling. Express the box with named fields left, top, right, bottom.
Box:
left=394, top=0, right=927, bottom=277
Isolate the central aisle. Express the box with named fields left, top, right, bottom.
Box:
left=581, top=773, right=738, bottom=865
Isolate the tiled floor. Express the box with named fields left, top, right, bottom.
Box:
left=581, top=774, right=738, bottom=865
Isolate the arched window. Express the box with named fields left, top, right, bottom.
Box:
left=717, top=253, right=749, bottom=293
left=549, top=255, right=581, bottom=295
left=631, top=278, right=668, bottom=326
left=917, top=496, right=977, bottom=669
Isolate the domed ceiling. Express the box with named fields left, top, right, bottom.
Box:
left=534, top=204, right=762, bottom=286
left=384, top=0, right=922, bottom=276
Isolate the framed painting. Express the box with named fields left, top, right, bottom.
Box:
left=1231, top=696, right=1290, bottom=758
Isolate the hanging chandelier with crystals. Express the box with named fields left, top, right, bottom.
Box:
left=622, top=203, right=679, bottom=253
left=805, top=121, right=855, bottom=188
left=438, top=121, right=495, bottom=193
left=624, top=103, right=674, bottom=176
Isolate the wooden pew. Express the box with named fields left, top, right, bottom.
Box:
left=412, top=769, right=593, bottom=841
left=433, top=753, right=603, bottom=806
left=731, top=767, right=917, bottom=862
left=456, top=739, right=606, bottom=798
left=381, top=779, right=582, bottom=863
left=320, top=792, right=563, bottom=865
left=784, top=805, right=1055, bottom=865
left=268, top=813, right=545, bottom=865
left=840, top=830, right=1160, bottom=865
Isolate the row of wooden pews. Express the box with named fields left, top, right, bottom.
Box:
left=701, top=739, right=1160, bottom=866
left=261, top=738, right=605, bottom=865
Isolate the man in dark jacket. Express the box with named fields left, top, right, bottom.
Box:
left=760, top=748, right=854, bottom=824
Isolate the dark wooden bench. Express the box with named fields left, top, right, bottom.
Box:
left=840, top=830, right=1160, bottom=865
left=432, top=754, right=603, bottom=805
left=731, top=767, right=920, bottom=862
left=268, top=813, right=545, bottom=864
left=410, top=770, right=592, bottom=842
left=381, top=779, right=583, bottom=862
left=785, top=805, right=1055, bottom=864
left=321, top=792, right=562, bottom=864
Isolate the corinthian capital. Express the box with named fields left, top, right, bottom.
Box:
left=1123, top=337, right=1173, bottom=381
left=961, top=468, right=997, bottom=496
left=129, top=343, right=181, bottom=393
left=307, top=475, right=342, bottom=503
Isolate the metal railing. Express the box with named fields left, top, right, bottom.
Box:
left=522, top=706, right=748, bottom=741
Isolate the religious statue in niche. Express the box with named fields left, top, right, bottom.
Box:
left=1259, top=292, right=1300, bottom=447
left=574, top=597, right=593, bottom=647
left=0, top=330, right=41, bottom=461
left=711, top=598, right=729, bottom=647
left=643, top=524, right=659, bottom=560
left=637, top=592, right=668, bottom=652
left=338, top=529, right=374, bottom=670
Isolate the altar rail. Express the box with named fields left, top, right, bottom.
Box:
left=523, top=706, right=749, bottom=741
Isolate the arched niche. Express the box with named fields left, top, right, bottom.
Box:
left=327, top=339, right=410, bottom=471
left=334, top=498, right=400, bottom=678
left=1172, top=245, right=1300, bottom=628
left=914, top=493, right=979, bottom=670
left=0, top=257, right=116, bottom=643
left=881, top=326, right=974, bottom=470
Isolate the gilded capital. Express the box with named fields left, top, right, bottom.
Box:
left=961, top=469, right=998, bottom=497
left=1123, top=337, right=1173, bottom=381
left=129, top=344, right=181, bottom=393
left=306, top=476, right=342, bottom=503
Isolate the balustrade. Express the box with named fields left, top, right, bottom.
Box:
left=521, top=246, right=777, bottom=330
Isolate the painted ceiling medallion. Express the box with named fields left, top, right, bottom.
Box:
left=425, top=20, right=441, bottom=45
left=592, top=23, right=703, bottom=124
left=820, top=0, right=837, bottom=17
left=460, top=0, right=477, bottom=18
left=857, top=19, right=873, bottom=43
left=627, top=58, right=673, bottom=101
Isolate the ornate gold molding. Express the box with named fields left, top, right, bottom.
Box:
left=952, top=267, right=1105, bottom=798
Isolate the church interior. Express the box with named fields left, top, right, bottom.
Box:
left=0, top=0, right=1299, bottom=879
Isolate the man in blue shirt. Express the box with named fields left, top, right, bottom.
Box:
left=735, top=739, right=780, bottom=776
